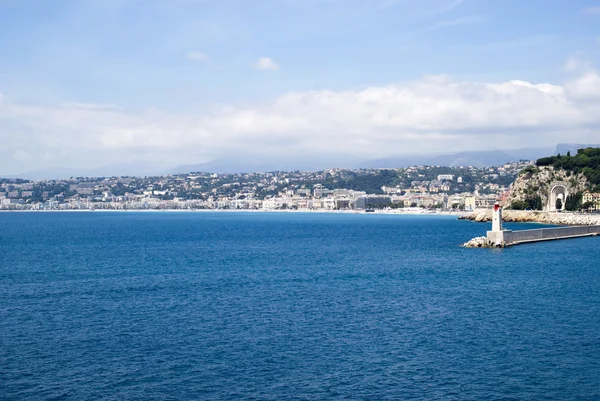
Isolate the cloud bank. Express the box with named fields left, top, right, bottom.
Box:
left=255, top=57, right=280, bottom=71
left=582, top=6, right=600, bottom=15
left=186, top=51, right=210, bottom=61
left=1, top=63, right=599, bottom=174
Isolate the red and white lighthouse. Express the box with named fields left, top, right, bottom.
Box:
left=492, top=202, right=503, bottom=232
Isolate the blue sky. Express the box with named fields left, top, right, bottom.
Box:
left=0, top=0, right=599, bottom=175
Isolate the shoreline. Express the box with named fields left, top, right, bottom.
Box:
left=0, top=208, right=468, bottom=217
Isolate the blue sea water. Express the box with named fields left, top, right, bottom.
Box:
left=1, top=212, right=600, bottom=400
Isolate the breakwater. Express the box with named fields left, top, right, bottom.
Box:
left=460, top=210, right=600, bottom=226
left=502, top=225, right=600, bottom=246
left=463, top=225, right=600, bottom=248
left=461, top=207, right=600, bottom=248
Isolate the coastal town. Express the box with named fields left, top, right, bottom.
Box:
left=1, top=161, right=532, bottom=211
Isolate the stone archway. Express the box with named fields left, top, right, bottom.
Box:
left=549, top=183, right=568, bottom=211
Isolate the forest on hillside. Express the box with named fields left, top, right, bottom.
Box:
left=510, top=147, right=600, bottom=211
left=536, top=147, right=600, bottom=191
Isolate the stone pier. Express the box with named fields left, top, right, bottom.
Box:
left=482, top=203, right=600, bottom=247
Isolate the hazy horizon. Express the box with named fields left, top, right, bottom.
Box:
left=0, top=144, right=570, bottom=180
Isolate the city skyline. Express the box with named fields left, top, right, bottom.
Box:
left=0, top=161, right=527, bottom=211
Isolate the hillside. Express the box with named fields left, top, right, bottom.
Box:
left=504, top=147, right=600, bottom=211
left=536, top=147, right=600, bottom=190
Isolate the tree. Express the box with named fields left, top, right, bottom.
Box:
left=565, top=192, right=582, bottom=211
left=582, top=201, right=595, bottom=211
left=511, top=200, right=528, bottom=210
left=536, top=156, right=556, bottom=166
left=526, top=195, right=543, bottom=210
left=556, top=198, right=563, bottom=210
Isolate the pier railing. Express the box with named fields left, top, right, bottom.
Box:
left=504, top=225, right=600, bottom=245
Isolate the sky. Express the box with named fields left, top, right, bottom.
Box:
left=0, top=0, right=599, bottom=175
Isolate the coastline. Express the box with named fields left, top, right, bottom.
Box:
left=0, top=208, right=468, bottom=217
left=460, top=209, right=600, bottom=226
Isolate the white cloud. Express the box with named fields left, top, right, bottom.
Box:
left=1, top=64, right=600, bottom=173
left=60, top=102, right=120, bottom=111
left=13, top=151, right=33, bottom=162
left=566, top=57, right=580, bottom=72
left=424, top=15, right=482, bottom=31
left=563, top=56, right=600, bottom=100
left=582, top=6, right=600, bottom=14
left=186, top=51, right=209, bottom=61
left=565, top=55, right=590, bottom=72
left=427, top=0, right=465, bottom=15
left=565, top=71, right=600, bottom=101
left=378, top=0, right=406, bottom=8
left=255, top=57, right=280, bottom=71
left=454, top=35, right=554, bottom=51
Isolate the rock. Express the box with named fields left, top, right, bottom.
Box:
left=462, top=236, right=507, bottom=248
left=462, top=237, right=489, bottom=248
left=474, top=211, right=491, bottom=222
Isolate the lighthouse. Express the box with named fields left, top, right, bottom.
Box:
left=492, top=202, right=502, bottom=232
left=486, top=202, right=507, bottom=247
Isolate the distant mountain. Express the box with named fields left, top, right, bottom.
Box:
left=555, top=143, right=600, bottom=157
left=6, top=162, right=168, bottom=181
left=169, top=148, right=556, bottom=174
left=359, top=147, right=554, bottom=169
left=3, top=145, right=567, bottom=180
left=168, top=155, right=363, bottom=174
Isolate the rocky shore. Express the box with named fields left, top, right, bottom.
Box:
left=461, top=236, right=506, bottom=248
left=459, top=210, right=600, bottom=226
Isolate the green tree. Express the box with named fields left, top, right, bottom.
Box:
left=565, top=192, right=582, bottom=211
left=510, top=200, right=528, bottom=210
left=582, top=201, right=595, bottom=210
left=526, top=195, right=543, bottom=210
left=555, top=198, right=563, bottom=210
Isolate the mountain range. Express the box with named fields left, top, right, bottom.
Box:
left=4, top=144, right=598, bottom=180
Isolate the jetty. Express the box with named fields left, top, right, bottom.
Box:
left=464, top=203, right=600, bottom=248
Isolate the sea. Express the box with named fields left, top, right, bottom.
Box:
left=1, top=211, right=600, bottom=400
